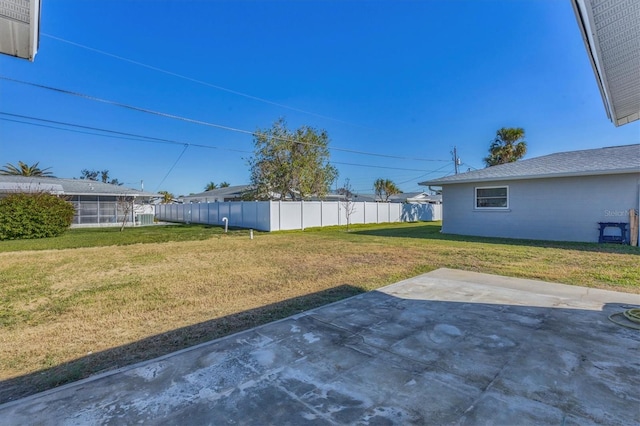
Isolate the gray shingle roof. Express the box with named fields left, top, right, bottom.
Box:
left=0, top=176, right=158, bottom=197
left=181, top=185, right=252, bottom=201
left=420, top=144, right=640, bottom=185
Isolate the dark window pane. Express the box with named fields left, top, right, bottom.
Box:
left=476, top=187, right=507, bottom=198
left=477, top=197, right=507, bottom=208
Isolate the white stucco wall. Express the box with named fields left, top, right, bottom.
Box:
left=441, top=173, right=640, bottom=243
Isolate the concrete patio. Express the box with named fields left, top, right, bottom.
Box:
left=1, top=268, right=638, bottom=425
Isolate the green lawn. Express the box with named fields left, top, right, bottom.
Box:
left=0, top=224, right=250, bottom=252
left=0, top=221, right=638, bottom=403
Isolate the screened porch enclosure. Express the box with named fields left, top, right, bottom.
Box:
left=69, top=195, right=133, bottom=225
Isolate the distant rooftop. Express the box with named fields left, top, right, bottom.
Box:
left=420, top=144, right=640, bottom=185
left=0, top=175, right=158, bottom=197
left=181, top=185, right=252, bottom=202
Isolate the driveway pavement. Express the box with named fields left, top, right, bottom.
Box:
left=1, top=268, right=639, bottom=425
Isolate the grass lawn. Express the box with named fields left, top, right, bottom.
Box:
left=1, top=222, right=638, bottom=403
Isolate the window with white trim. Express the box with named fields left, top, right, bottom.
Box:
left=475, top=186, right=508, bottom=209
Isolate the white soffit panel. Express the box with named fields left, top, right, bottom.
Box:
left=0, top=0, right=40, bottom=61
left=572, top=0, right=640, bottom=126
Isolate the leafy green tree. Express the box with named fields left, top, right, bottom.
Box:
left=219, top=181, right=230, bottom=188
left=249, top=118, right=338, bottom=200
left=158, top=191, right=174, bottom=203
left=484, top=128, right=527, bottom=167
left=0, top=161, right=53, bottom=176
left=204, top=182, right=217, bottom=191
left=374, top=178, right=401, bottom=202
left=80, top=169, right=122, bottom=185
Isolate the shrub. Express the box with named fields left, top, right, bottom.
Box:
left=0, top=193, right=75, bottom=240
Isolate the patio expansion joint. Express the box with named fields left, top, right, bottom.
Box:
left=452, top=310, right=597, bottom=424
left=273, top=381, right=342, bottom=426
left=455, top=336, right=530, bottom=421
left=308, top=314, right=452, bottom=373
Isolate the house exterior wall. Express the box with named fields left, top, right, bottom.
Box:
left=441, top=173, right=640, bottom=242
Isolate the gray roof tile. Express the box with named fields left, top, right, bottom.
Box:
left=182, top=185, right=252, bottom=201
left=0, top=176, right=158, bottom=197
left=420, top=144, right=639, bottom=185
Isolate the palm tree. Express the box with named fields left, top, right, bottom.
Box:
left=79, top=169, right=122, bottom=185
left=374, top=178, right=401, bottom=202
left=219, top=181, right=230, bottom=188
left=484, top=128, right=527, bottom=167
left=158, top=190, right=174, bottom=203
left=205, top=181, right=217, bottom=191
left=0, top=161, right=54, bottom=176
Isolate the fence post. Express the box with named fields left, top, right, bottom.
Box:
left=320, top=201, right=323, bottom=227
left=362, top=201, right=366, bottom=225
left=301, top=200, right=304, bottom=230
left=279, top=201, right=282, bottom=231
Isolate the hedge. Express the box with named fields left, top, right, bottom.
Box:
left=0, top=193, right=75, bottom=240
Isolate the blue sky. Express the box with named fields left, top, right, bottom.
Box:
left=1, top=0, right=638, bottom=196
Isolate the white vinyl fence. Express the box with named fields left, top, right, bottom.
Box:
left=156, top=201, right=441, bottom=232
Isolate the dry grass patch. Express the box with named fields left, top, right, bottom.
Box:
left=0, top=222, right=638, bottom=402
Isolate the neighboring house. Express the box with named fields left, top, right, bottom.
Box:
left=180, top=185, right=252, bottom=203
left=388, top=192, right=442, bottom=204
left=185, top=187, right=382, bottom=203
left=420, top=144, right=640, bottom=243
left=308, top=191, right=442, bottom=204
left=308, top=191, right=377, bottom=202
left=0, top=176, right=158, bottom=227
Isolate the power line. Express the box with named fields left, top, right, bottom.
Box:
left=396, top=163, right=453, bottom=185
left=1, top=113, right=450, bottom=177
left=0, top=117, right=161, bottom=145
left=42, top=33, right=367, bottom=128
left=332, top=161, right=439, bottom=172
left=0, top=112, right=252, bottom=153
left=155, top=144, right=189, bottom=191
left=462, top=163, right=478, bottom=171
left=0, top=76, right=450, bottom=163
left=0, top=115, right=200, bottom=191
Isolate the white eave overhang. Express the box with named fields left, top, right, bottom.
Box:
left=0, top=0, right=40, bottom=61
left=571, top=0, right=640, bottom=126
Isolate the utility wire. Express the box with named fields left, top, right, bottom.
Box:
left=462, top=163, right=478, bottom=171
left=331, top=161, right=440, bottom=172
left=0, top=117, right=162, bottom=145
left=0, top=77, right=449, bottom=163
left=0, top=115, right=196, bottom=192
left=0, top=112, right=251, bottom=153
left=2, top=113, right=449, bottom=175
left=0, top=116, right=190, bottom=192
left=396, top=163, right=452, bottom=185
left=42, top=33, right=366, bottom=128
left=155, top=144, right=189, bottom=191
